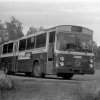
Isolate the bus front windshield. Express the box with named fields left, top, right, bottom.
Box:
left=56, top=33, right=92, bottom=53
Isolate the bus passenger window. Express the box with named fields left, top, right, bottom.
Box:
left=36, top=33, right=46, bottom=48
left=0, top=46, right=2, bottom=55
left=26, top=36, right=35, bottom=49
left=8, top=42, right=13, bottom=53
left=14, top=41, right=18, bottom=52
left=19, top=39, right=26, bottom=51
left=3, top=44, right=8, bottom=54
left=49, top=31, right=55, bottom=43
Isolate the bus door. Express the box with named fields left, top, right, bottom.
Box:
left=46, top=31, right=55, bottom=74
left=13, top=41, right=18, bottom=72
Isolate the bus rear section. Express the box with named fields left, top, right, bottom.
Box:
left=54, top=25, right=95, bottom=79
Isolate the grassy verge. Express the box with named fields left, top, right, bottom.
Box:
left=0, top=78, right=78, bottom=100
left=75, top=81, right=100, bottom=100
left=0, top=71, right=15, bottom=100
left=0, top=73, right=100, bottom=100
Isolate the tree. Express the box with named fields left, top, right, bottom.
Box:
left=27, top=26, right=45, bottom=36
left=0, top=21, right=8, bottom=44
left=5, top=16, right=24, bottom=41
left=27, top=27, right=38, bottom=36
left=93, top=41, right=98, bottom=55
left=38, top=26, right=45, bottom=32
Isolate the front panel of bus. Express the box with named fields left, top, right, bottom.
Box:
left=54, top=26, right=95, bottom=75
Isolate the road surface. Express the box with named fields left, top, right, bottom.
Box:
left=1, top=70, right=100, bottom=100
left=9, top=70, right=100, bottom=82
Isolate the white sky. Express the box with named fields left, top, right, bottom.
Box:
left=0, top=0, right=100, bottom=45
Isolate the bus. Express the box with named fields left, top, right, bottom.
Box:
left=0, top=25, right=95, bottom=79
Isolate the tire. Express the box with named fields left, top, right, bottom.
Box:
left=25, top=72, right=31, bottom=77
left=62, top=74, right=73, bottom=80
left=32, top=62, right=45, bottom=78
left=4, top=67, right=9, bottom=75
left=4, top=66, right=11, bottom=75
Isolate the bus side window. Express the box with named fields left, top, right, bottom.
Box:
left=14, top=41, right=18, bottom=52
left=49, top=31, right=55, bottom=43
left=26, top=36, right=35, bottom=49
left=0, top=45, right=2, bottom=54
left=19, top=39, right=26, bottom=51
left=8, top=42, right=13, bottom=53
left=36, top=33, right=46, bottom=48
left=3, top=44, right=8, bottom=54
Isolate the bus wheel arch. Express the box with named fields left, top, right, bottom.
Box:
left=32, top=60, right=45, bottom=78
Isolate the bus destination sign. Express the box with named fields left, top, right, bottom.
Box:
left=71, top=26, right=82, bottom=32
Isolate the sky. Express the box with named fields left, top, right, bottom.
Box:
left=0, top=0, right=100, bottom=45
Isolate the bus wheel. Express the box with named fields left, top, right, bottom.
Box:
left=32, top=62, right=45, bottom=78
left=4, top=67, right=11, bottom=75
left=4, top=67, right=8, bottom=75
left=25, top=72, right=31, bottom=77
left=62, top=74, right=73, bottom=80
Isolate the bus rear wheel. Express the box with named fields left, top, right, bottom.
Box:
left=32, top=62, right=45, bottom=78
left=4, top=67, right=11, bottom=75
left=4, top=67, right=8, bottom=74
left=62, top=73, right=73, bottom=80
left=25, top=72, right=31, bottom=77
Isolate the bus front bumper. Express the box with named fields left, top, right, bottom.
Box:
left=56, top=68, right=95, bottom=75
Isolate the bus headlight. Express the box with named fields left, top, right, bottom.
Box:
left=60, top=62, right=64, bottom=66
left=89, top=64, right=93, bottom=68
left=60, top=57, right=64, bottom=61
left=89, top=59, right=93, bottom=63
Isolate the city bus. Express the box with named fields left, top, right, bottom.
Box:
left=0, top=25, right=95, bottom=79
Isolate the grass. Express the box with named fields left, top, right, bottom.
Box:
left=0, top=71, right=16, bottom=100
left=1, top=78, right=100, bottom=100
left=0, top=78, right=78, bottom=100
left=75, top=81, right=100, bottom=100
left=0, top=68, right=100, bottom=100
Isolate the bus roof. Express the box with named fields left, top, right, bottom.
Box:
left=46, top=25, right=93, bottom=35
left=46, top=25, right=93, bottom=32
left=1, top=25, right=93, bottom=45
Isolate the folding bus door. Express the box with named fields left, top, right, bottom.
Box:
left=46, top=31, right=55, bottom=74
left=13, top=41, right=18, bottom=72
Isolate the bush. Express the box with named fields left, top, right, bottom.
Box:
left=0, top=71, right=14, bottom=90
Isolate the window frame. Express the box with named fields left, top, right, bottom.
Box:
left=35, top=33, right=47, bottom=48
left=19, top=38, right=27, bottom=51
left=3, top=44, right=8, bottom=54
left=8, top=42, right=14, bottom=53
left=26, top=36, right=35, bottom=50
left=49, top=31, right=55, bottom=43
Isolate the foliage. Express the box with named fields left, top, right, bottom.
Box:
left=0, top=21, right=8, bottom=44
left=93, top=41, right=100, bottom=61
left=27, top=26, right=45, bottom=36
left=93, top=41, right=98, bottom=55
left=5, top=16, right=24, bottom=41
left=0, top=16, right=24, bottom=44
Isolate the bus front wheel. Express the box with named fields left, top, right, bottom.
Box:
left=62, top=73, right=73, bottom=80
left=32, top=62, right=45, bottom=78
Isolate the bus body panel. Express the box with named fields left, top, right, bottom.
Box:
left=1, top=56, right=14, bottom=71
left=17, top=52, right=47, bottom=73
